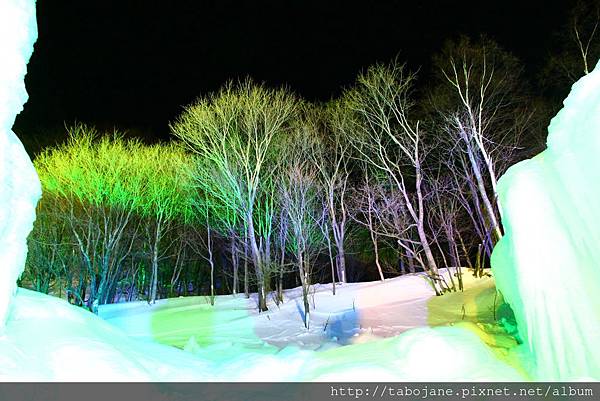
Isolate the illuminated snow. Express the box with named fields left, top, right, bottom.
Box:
left=0, top=271, right=524, bottom=381
left=96, top=271, right=524, bottom=381
left=492, top=61, right=600, bottom=380
left=0, top=0, right=41, bottom=329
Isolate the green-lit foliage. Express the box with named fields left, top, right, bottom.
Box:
left=135, top=143, right=195, bottom=303
left=27, top=125, right=199, bottom=309
left=33, top=125, right=147, bottom=309
left=37, top=125, right=145, bottom=211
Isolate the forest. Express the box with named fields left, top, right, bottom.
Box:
left=19, top=3, right=599, bottom=331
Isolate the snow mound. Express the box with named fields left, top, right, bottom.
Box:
left=308, top=325, right=523, bottom=381
left=0, top=289, right=212, bottom=381
left=492, top=60, right=600, bottom=380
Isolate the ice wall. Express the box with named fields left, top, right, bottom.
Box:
left=0, top=0, right=41, bottom=330
left=491, top=61, right=600, bottom=380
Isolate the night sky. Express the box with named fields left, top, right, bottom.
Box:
left=16, top=0, right=572, bottom=148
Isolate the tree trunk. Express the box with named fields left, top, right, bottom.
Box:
left=335, top=240, right=347, bottom=284
left=231, top=236, right=239, bottom=295
left=371, top=234, right=384, bottom=281
left=459, top=124, right=503, bottom=241
left=243, top=238, right=249, bottom=298
left=417, top=226, right=442, bottom=294
left=209, top=260, right=215, bottom=305
left=255, top=268, right=267, bottom=311
left=415, top=165, right=443, bottom=294
left=150, top=220, right=161, bottom=304
left=366, top=187, right=384, bottom=281
left=330, top=198, right=347, bottom=284
left=408, top=255, right=415, bottom=274
left=277, top=248, right=285, bottom=303
left=247, top=215, right=268, bottom=312
left=207, top=225, right=215, bottom=306
left=457, top=229, right=474, bottom=270
left=86, top=274, right=96, bottom=312
left=325, top=230, right=336, bottom=295
left=296, top=247, right=310, bottom=329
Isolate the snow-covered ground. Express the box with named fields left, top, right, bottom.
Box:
left=100, top=268, right=502, bottom=351
left=0, top=269, right=528, bottom=381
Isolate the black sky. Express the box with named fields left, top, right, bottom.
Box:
left=16, top=0, right=572, bottom=146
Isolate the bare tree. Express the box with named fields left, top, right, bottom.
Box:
left=349, top=167, right=386, bottom=282
left=315, top=199, right=338, bottom=294
left=426, top=171, right=466, bottom=291
left=274, top=202, right=290, bottom=303
left=307, top=104, right=352, bottom=285
left=434, top=37, right=532, bottom=245
left=544, top=0, right=600, bottom=85
left=167, top=227, right=188, bottom=297
left=24, top=196, right=73, bottom=295
left=345, top=61, right=445, bottom=293
left=280, top=134, right=322, bottom=328
left=573, top=1, right=599, bottom=76
left=172, top=80, right=299, bottom=311
left=352, top=175, right=425, bottom=278
left=197, top=200, right=217, bottom=305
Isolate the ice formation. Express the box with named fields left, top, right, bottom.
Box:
left=0, top=0, right=41, bottom=330
left=492, top=61, right=600, bottom=380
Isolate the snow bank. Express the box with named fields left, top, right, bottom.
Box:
left=0, top=0, right=42, bottom=330
left=0, top=289, right=213, bottom=381
left=491, top=61, right=600, bottom=380
left=307, top=324, right=524, bottom=381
